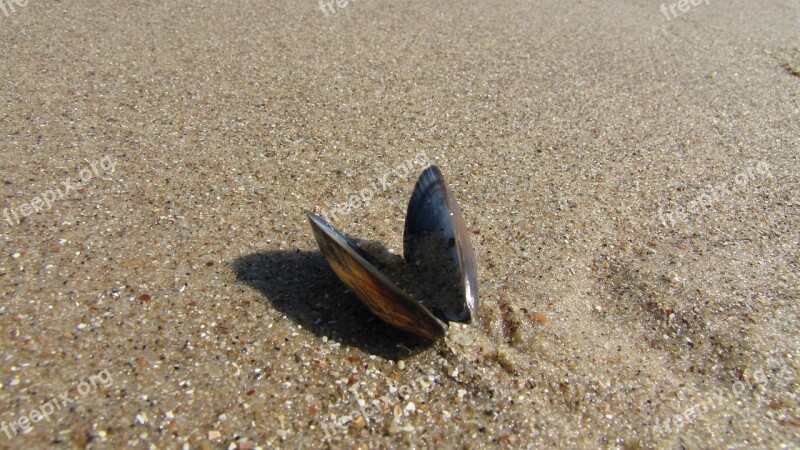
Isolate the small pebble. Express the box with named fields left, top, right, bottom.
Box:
left=532, top=312, right=549, bottom=323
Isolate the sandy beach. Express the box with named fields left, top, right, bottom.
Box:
left=1, top=0, right=798, bottom=448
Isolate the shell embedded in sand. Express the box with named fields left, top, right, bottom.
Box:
left=307, top=165, right=478, bottom=339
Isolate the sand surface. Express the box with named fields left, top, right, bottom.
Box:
left=1, top=0, right=799, bottom=448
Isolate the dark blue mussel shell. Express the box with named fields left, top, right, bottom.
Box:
left=404, top=166, right=479, bottom=323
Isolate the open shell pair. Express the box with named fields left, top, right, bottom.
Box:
left=306, top=166, right=478, bottom=340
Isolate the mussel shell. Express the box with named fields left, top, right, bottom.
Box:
left=306, top=211, right=448, bottom=340
left=404, top=166, right=479, bottom=323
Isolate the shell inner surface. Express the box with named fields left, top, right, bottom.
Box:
left=404, top=166, right=479, bottom=323
left=306, top=212, right=448, bottom=340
